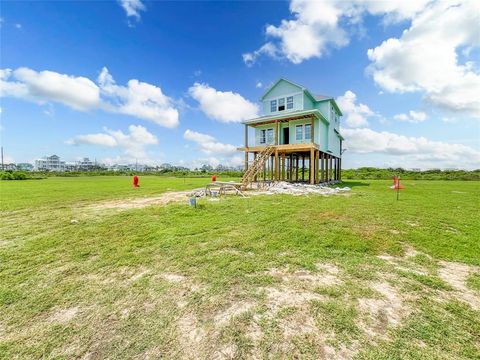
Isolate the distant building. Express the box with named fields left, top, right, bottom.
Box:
left=35, top=155, right=66, bottom=171
left=77, top=157, right=97, bottom=170
left=16, top=163, right=34, bottom=171
left=3, top=163, right=17, bottom=170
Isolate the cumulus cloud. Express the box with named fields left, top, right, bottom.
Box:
left=393, top=111, right=428, bottom=123
left=367, top=0, right=480, bottom=118
left=183, top=129, right=241, bottom=169
left=244, top=0, right=430, bottom=65
left=188, top=83, right=258, bottom=123
left=66, top=125, right=158, bottom=161
left=98, top=67, right=179, bottom=128
left=118, top=0, right=145, bottom=22
left=0, top=68, right=100, bottom=110
left=343, top=127, right=480, bottom=169
left=0, top=67, right=179, bottom=127
left=183, top=129, right=237, bottom=155
left=336, top=90, right=375, bottom=128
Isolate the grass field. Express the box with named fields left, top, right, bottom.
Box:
left=1, top=176, right=479, bottom=359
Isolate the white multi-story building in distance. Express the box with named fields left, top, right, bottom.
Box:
left=35, top=155, right=66, bottom=171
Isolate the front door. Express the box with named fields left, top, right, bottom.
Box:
left=283, top=127, right=290, bottom=144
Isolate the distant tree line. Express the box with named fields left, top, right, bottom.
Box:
left=1, top=167, right=479, bottom=181
left=341, top=167, right=480, bottom=181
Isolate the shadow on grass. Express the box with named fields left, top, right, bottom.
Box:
left=340, top=181, right=370, bottom=188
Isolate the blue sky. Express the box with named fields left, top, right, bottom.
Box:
left=1, top=0, right=479, bottom=169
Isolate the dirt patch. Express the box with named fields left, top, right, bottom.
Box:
left=214, top=301, right=255, bottom=326
left=263, top=287, right=324, bottom=314
left=160, top=273, right=187, bottom=283
left=438, top=261, right=480, bottom=310
left=129, top=269, right=150, bottom=282
left=88, top=191, right=191, bottom=211
left=278, top=308, right=317, bottom=338
left=177, top=312, right=206, bottom=359
left=214, top=343, right=237, bottom=359
left=267, top=265, right=341, bottom=287
left=316, top=262, right=341, bottom=275
left=358, top=281, right=406, bottom=337
left=49, top=306, right=79, bottom=323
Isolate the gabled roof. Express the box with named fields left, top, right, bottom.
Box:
left=260, top=78, right=307, bottom=100
left=260, top=78, right=343, bottom=116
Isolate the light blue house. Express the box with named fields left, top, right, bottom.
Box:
left=240, top=78, right=343, bottom=185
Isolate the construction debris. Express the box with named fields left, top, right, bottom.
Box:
left=259, top=182, right=351, bottom=196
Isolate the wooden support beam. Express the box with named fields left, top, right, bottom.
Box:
left=308, top=148, right=315, bottom=185
left=295, top=155, right=299, bottom=181
left=329, top=156, right=333, bottom=181
left=263, top=159, right=266, bottom=181
left=320, top=152, right=324, bottom=182
left=270, top=156, right=274, bottom=180
left=275, top=149, right=279, bottom=180
left=289, top=154, right=293, bottom=181
left=281, top=152, right=286, bottom=180
left=339, top=158, right=342, bottom=181
left=253, top=153, right=257, bottom=182
left=315, top=150, right=319, bottom=184
left=334, top=157, right=337, bottom=181
left=325, top=154, right=329, bottom=183
left=302, top=155, right=305, bottom=181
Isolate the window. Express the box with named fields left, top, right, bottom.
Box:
left=295, top=125, right=303, bottom=141
left=287, top=96, right=293, bottom=109
left=267, top=128, right=274, bottom=144
left=278, top=98, right=285, bottom=111
left=305, top=124, right=311, bottom=140
left=260, top=129, right=266, bottom=144
left=270, top=100, right=277, bottom=112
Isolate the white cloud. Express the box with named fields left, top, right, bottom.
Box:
left=98, top=67, right=179, bottom=128
left=183, top=129, right=242, bottom=169
left=343, top=127, right=480, bottom=169
left=393, top=111, right=428, bottom=123
left=14, top=23, right=21, bottom=29
left=336, top=90, right=374, bottom=128
left=188, top=83, right=258, bottom=123
left=244, top=0, right=431, bottom=65
left=118, top=0, right=145, bottom=21
left=0, top=67, right=179, bottom=127
left=243, top=43, right=279, bottom=67
left=183, top=129, right=237, bottom=155
left=256, top=82, right=263, bottom=88
left=0, top=68, right=100, bottom=110
left=66, top=125, right=158, bottom=161
left=367, top=0, right=480, bottom=118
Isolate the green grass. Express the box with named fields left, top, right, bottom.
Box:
left=0, top=177, right=479, bottom=359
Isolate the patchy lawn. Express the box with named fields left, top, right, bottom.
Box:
left=0, top=177, right=479, bottom=359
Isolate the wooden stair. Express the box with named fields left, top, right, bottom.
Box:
left=241, top=146, right=275, bottom=190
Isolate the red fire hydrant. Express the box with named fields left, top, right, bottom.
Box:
left=133, top=175, right=139, bottom=188
left=211, top=175, right=217, bottom=182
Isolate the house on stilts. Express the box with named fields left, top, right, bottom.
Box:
left=239, top=78, right=344, bottom=188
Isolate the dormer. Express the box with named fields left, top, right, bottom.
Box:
left=261, top=78, right=307, bottom=115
